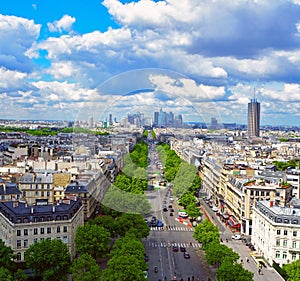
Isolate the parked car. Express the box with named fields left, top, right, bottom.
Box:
left=212, top=206, right=219, bottom=212
left=157, top=220, right=163, bottom=227
left=183, top=252, right=190, bottom=259
left=169, top=212, right=174, bottom=216
left=232, top=234, right=241, bottom=240
left=144, top=253, right=149, bottom=262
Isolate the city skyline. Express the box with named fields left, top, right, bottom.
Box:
left=0, top=1, right=300, bottom=125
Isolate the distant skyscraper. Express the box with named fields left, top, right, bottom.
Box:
left=248, top=99, right=260, bottom=137
left=109, top=114, right=113, bottom=125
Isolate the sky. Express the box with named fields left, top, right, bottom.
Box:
left=0, top=0, right=300, bottom=126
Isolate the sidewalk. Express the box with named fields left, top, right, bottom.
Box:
left=200, top=199, right=284, bottom=281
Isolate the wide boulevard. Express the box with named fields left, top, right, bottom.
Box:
left=143, top=142, right=214, bottom=281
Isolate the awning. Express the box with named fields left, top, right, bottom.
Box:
left=228, top=216, right=241, bottom=228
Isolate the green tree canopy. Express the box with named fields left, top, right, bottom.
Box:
left=0, top=267, right=13, bottom=281
left=89, top=215, right=117, bottom=236
left=0, top=239, right=15, bottom=270
left=70, top=253, right=101, bottom=281
left=283, top=257, right=300, bottom=281
left=101, top=254, right=146, bottom=281
left=193, top=219, right=220, bottom=249
left=24, top=239, right=71, bottom=281
left=102, top=185, right=151, bottom=215
left=115, top=213, right=150, bottom=238
left=205, top=241, right=239, bottom=267
left=216, top=257, right=254, bottom=281
left=75, top=224, right=110, bottom=259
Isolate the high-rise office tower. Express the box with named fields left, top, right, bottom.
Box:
left=248, top=99, right=260, bottom=137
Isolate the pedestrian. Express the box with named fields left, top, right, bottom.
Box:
left=258, top=268, right=261, bottom=275
left=241, top=259, right=243, bottom=264
left=246, top=257, right=249, bottom=263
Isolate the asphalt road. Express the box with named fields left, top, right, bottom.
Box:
left=144, top=187, right=214, bottom=281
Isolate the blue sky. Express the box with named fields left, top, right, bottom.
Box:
left=0, top=0, right=300, bottom=126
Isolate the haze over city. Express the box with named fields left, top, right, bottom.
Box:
left=1, top=0, right=300, bottom=125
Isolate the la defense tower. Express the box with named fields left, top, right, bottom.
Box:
left=247, top=99, right=260, bottom=138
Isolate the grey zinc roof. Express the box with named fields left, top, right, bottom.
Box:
left=0, top=183, right=21, bottom=195
left=65, top=181, right=89, bottom=194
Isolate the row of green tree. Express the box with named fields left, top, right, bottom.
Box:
left=156, top=143, right=201, bottom=218
left=101, top=140, right=151, bottom=215
left=0, top=126, right=109, bottom=136
left=193, top=220, right=254, bottom=281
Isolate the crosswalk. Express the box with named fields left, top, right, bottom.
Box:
left=150, top=226, right=194, bottom=232
left=146, top=241, right=202, bottom=249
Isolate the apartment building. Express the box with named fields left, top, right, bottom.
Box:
left=286, top=169, right=300, bottom=198
left=0, top=181, right=21, bottom=201
left=18, top=173, right=54, bottom=205
left=0, top=198, right=84, bottom=262
left=252, top=200, right=300, bottom=267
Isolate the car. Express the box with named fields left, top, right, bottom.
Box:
left=151, top=220, right=157, bottom=227
left=157, top=220, right=163, bottom=227
left=180, top=246, right=186, bottom=252
left=169, top=212, right=174, bottom=216
left=212, top=206, right=219, bottom=212
left=143, top=270, right=148, bottom=279
left=183, top=252, right=190, bottom=259
left=163, top=207, right=168, bottom=212
left=232, top=234, right=241, bottom=240
left=170, top=208, right=174, bottom=212
left=168, top=204, right=173, bottom=208
left=144, top=253, right=149, bottom=262
left=172, top=245, right=179, bottom=252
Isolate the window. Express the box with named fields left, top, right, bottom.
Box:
left=16, top=253, right=21, bottom=261
left=292, top=241, right=297, bottom=248
left=47, top=191, right=50, bottom=197
left=277, top=230, right=281, bottom=235
left=283, top=240, right=287, bottom=247
left=276, top=239, right=280, bottom=246
left=34, top=238, right=38, bottom=243
left=250, top=190, right=254, bottom=196
left=293, top=231, right=297, bottom=237
left=24, top=229, right=28, bottom=236
left=57, top=226, right=60, bottom=233
left=40, top=238, right=44, bottom=241
left=63, top=236, right=68, bottom=243
left=41, top=191, right=44, bottom=197
left=276, top=251, right=280, bottom=258
left=63, top=226, right=67, bottom=233
left=292, top=253, right=297, bottom=261
left=16, top=240, right=21, bottom=249
left=284, top=230, right=288, bottom=236
left=283, top=252, right=287, bottom=259
left=17, top=230, right=21, bottom=236
left=266, top=191, right=270, bottom=196
left=34, top=228, right=38, bottom=235
left=24, top=239, right=28, bottom=248
left=255, top=191, right=259, bottom=196
left=261, top=191, right=265, bottom=196
left=40, top=228, right=44, bottom=234
left=47, top=227, right=51, bottom=234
